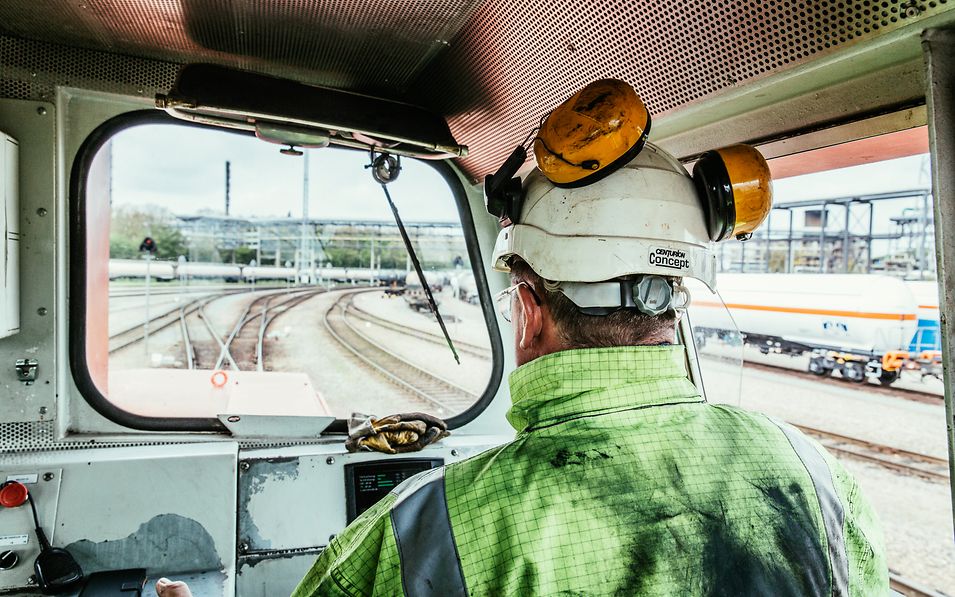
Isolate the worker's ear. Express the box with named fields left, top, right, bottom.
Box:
left=517, top=284, right=544, bottom=350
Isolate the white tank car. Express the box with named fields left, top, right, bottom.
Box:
left=455, top=272, right=479, bottom=304
left=907, top=280, right=940, bottom=322
left=108, top=258, right=175, bottom=281
left=242, top=265, right=296, bottom=281
left=688, top=273, right=919, bottom=356
left=177, top=262, right=242, bottom=281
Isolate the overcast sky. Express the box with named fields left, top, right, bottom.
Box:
left=109, top=124, right=461, bottom=222
left=108, top=123, right=933, bottom=233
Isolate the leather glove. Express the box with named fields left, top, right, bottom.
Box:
left=346, top=412, right=450, bottom=454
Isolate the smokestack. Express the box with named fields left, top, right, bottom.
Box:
left=225, top=161, right=231, bottom=216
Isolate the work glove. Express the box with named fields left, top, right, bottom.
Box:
left=346, top=412, right=450, bottom=454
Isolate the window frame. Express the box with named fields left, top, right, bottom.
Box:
left=69, top=110, right=504, bottom=434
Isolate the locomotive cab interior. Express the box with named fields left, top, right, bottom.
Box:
left=0, top=1, right=954, bottom=595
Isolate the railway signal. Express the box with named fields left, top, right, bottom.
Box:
left=140, top=236, right=156, bottom=359
left=139, top=236, right=157, bottom=254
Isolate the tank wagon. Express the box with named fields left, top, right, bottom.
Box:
left=688, top=273, right=919, bottom=385
left=454, top=272, right=479, bottom=304
left=905, top=280, right=943, bottom=380
left=907, top=280, right=941, bottom=352
left=107, top=259, right=406, bottom=285
left=403, top=272, right=443, bottom=312
left=176, top=262, right=242, bottom=282
left=241, top=265, right=296, bottom=282
left=107, top=258, right=175, bottom=282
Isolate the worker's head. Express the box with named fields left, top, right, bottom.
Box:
left=498, top=257, right=680, bottom=365
left=486, top=79, right=773, bottom=365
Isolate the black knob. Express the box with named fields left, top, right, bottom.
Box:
left=0, top=550, right=18, bottom=570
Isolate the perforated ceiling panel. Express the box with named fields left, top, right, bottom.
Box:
left=0, top=0, right=950, bottom=180
left=0, top=35, right=178, bottom=101
left=407, top=0, right=951, bottom=179
left=0, top=0, right=483, bottom=96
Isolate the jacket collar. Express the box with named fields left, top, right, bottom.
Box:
left=506, top=346, right=703, bottom=431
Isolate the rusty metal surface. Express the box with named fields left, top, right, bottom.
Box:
left=0, top=0, right=951, bottom=180
left=921, top=26, right=955, bottom=537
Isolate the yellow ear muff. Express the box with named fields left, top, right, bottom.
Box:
left=533, top=79, right=651, bottom=188
left=692, top=144, right=773, bottom=241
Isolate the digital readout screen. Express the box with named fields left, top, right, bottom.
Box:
left=345, top=459, right=443, bottom=522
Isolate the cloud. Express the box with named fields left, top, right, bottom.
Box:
left=108, top=123, right=462, bottom=222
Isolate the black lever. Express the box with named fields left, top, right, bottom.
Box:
left=22, top=487, right=84, bottom=594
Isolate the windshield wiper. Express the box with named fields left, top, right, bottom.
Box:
left=370, top=154, right=460, bottom=364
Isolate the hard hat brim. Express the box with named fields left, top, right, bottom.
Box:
left=493, top=224, right=717, bottom=291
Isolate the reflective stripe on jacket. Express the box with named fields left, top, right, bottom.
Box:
left=293, top=345, right=887, bottom=596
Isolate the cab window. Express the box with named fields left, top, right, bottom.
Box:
left=78, top=119, right=499, bottom=428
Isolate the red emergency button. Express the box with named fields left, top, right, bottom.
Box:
left=0, top=481, right=28, bottom=508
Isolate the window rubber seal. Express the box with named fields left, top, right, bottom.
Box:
left=69, top=109, right=504, bottom=434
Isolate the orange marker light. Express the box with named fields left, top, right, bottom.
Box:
left=210, top=370, right=229, bottom=388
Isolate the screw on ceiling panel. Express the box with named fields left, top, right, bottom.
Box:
left=36, top=106, right=46, bottom=115
left=43, top=473, right=54, bottom=482
left=37, top=307, right=47, bottom=316
left=239, top=461, right=250, bottom=472
left=38, top=407, right=47, bottom=415
left=36, top=208, right=47, bottom=217
left=450, top=449, right=460, bottom=457
left=238, top=541, right=249, bottom=554
left=326, top=457, right=335, bottom=465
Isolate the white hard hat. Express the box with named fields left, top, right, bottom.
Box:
left=492, top=142, right=718, bottom=290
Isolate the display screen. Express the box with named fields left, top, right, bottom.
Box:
left=345, top=459, right=443, bottom=522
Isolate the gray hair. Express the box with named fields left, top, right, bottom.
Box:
left=508, top=259, right=677, bottom=348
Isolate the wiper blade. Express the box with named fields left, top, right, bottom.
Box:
left=378, top=183, right=461, bottom=365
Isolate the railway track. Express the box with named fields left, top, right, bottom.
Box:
left=193, top=296, right=240, bottom=370
left=213, top=287, right=328, bottom=371
left=739, top=359, right=943, bottom=405
left=795, top=424, right=949, bottom=482
left=109, top=283, right=288, bottom=299
left=890, top=572, right=951, bottom=597
left=345, top=300, right=492, bottom=360
left=323, top=290, right=478, bottom=416
left=108, top=293, right=224, bottom=353
left=110, top=287, right=322, bottom=373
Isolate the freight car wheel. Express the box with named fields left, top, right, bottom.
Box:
left=844, top=362, right=866, bottom=383
left=879, top=370, right=900, bottom=386
left=808, top=357, right=829, bottom=376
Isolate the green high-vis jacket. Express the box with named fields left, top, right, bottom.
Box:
left=293, top=346, right=887, bottom=596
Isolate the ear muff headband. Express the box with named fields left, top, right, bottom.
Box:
left=692, top=144, right=773, bottom=241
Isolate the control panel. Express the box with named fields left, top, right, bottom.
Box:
left=0, top=469, right=63, bottom=592
left=344, top=458, right=443, bottom=523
